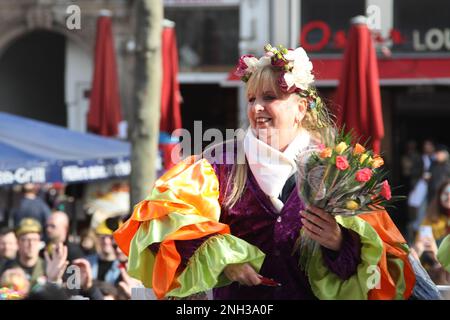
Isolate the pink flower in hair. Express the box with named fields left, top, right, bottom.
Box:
left=277, top=72, right=297, bottom=93
left=235, top=54, right=255, bottom=77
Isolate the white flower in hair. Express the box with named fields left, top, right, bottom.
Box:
left=257, top=55, right=271, bottom=68
left=243, top=56, right=259, bottom=74
left=283, top=48, right=314, bottom=91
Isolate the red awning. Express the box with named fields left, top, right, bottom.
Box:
left=226, top=56, right=450, bottom=86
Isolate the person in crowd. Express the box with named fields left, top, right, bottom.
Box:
left=79, top=228, right=98, bottom=256
left=428, top=145, right=450, bottom=203
left=3, top=218, right=46, bottom=288
left=113, top=44, right=415, bottom=300
left=0, top=227, right=18, bottom=272
left=85, top=219, right=121, bottom=285
left=421, top=179, right=450, bottom=245
left=12, top=183, right=51, bottom=232
left=44, top=211, right=84, bottom=262
left=413, top=233, right=450, bottom=286
left=45, top=183, right=70, bottom=212
left=401, top=140, right=421, bottom=193
left=408, top=139, right=436, bottom=244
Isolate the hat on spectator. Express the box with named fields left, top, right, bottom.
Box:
left=15, top=218, right=42, bottom=237
left=95, top=217, right=123, bottom=236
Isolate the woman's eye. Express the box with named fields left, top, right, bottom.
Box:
left=263, top=95, right=276, bottom=101
left=248, top=97, right=255, bottom=103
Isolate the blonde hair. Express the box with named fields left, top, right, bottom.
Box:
left=223, top=65, right=335, bottom=209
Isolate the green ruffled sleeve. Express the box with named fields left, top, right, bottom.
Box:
left=126, top=212, right=212, bottom=288
left=167, top=234, right=266, bottom=298
left=306, top=215, right=384, bottom=300
left=437, top=234, right=450, bottom=273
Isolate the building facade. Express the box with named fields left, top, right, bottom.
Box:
left=1, top=0, right=449, bottom=186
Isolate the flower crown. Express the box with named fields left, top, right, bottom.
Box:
left=236, top=44, right=330, bottom=129
left=235, top=44, right=315, bottom=93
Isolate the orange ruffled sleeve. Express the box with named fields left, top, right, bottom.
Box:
left=360, top=210, right=415, bottom=300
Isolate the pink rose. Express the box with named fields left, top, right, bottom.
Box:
left=355, top=168, right=372, bottom=182
left=380, top=180, right=392, bottom=200
left=335, top=156, right=349, bottom=170
left=317, top=143, right=326, bottom=151
left=235, top=54, right=254, bottom=77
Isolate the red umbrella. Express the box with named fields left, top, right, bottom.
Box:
left=87, top=14, right=122, bottom=137
left=160, top=25, right=182, bottom=134
left=333, top=16, right=384, bottom=154
left=159, top=24, right=182, bottom=169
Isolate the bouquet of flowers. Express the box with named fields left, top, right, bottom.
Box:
left=293, top=129, right=403, bottom=267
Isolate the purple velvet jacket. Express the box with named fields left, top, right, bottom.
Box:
left=164, top=142, right=361, bottom=299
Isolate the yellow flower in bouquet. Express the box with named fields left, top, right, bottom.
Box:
left=335, top=142, right=348, bottom=154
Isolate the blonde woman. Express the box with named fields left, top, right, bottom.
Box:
left=114, top=45, right=414, bottom=300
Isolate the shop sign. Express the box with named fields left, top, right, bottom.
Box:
left=301, top=20, right=449, bottom=53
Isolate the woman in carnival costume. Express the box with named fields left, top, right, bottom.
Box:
left=114, top=44, right=416, bottom=300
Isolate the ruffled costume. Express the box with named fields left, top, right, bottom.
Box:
left=114, top=142, right=415, bottom=300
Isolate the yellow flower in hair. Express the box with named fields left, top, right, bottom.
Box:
left=335, top=142, right=348, bottom=154
left=345, top=200, right=360, bottom=210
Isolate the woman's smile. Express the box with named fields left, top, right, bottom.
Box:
left=255, top=116, right=272, bottom=126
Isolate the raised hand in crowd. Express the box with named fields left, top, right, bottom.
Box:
left=414, top=236, right=438, bottom=260
left=71, top=258, right=93, bottom=291
left=118, top=266, right=142, bottom=299
left=44, top=242, right=68, bottom=284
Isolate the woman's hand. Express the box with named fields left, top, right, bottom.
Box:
left=223, top=263, right=262, bottom=286
left=300, top=206, right=343, bottom=251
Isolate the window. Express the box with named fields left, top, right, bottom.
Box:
left=165, top=6, right=239, bottom=72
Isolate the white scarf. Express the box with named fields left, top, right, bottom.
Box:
left=243, top=128, right=311, bottom=213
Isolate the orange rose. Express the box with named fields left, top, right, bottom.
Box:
left=320, top=147, right=332, bottom=158
left=371, top=156, right=384, bottom=168
left=353, top=143, right=366, bottom=155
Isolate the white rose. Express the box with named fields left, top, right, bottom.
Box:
left=243, top=56, right=260, bottom=73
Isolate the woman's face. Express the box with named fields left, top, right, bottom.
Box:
left=247, top=89, right=306, bottom=151
left=440, top=184, right=450, bottom=209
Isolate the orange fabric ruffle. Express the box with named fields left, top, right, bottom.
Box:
left=360, top=210, right=415, bottom=299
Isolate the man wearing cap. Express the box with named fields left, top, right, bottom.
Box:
left=3, top=218, right=46, bottom=287
left=85, top=219, right=121, bottom=285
